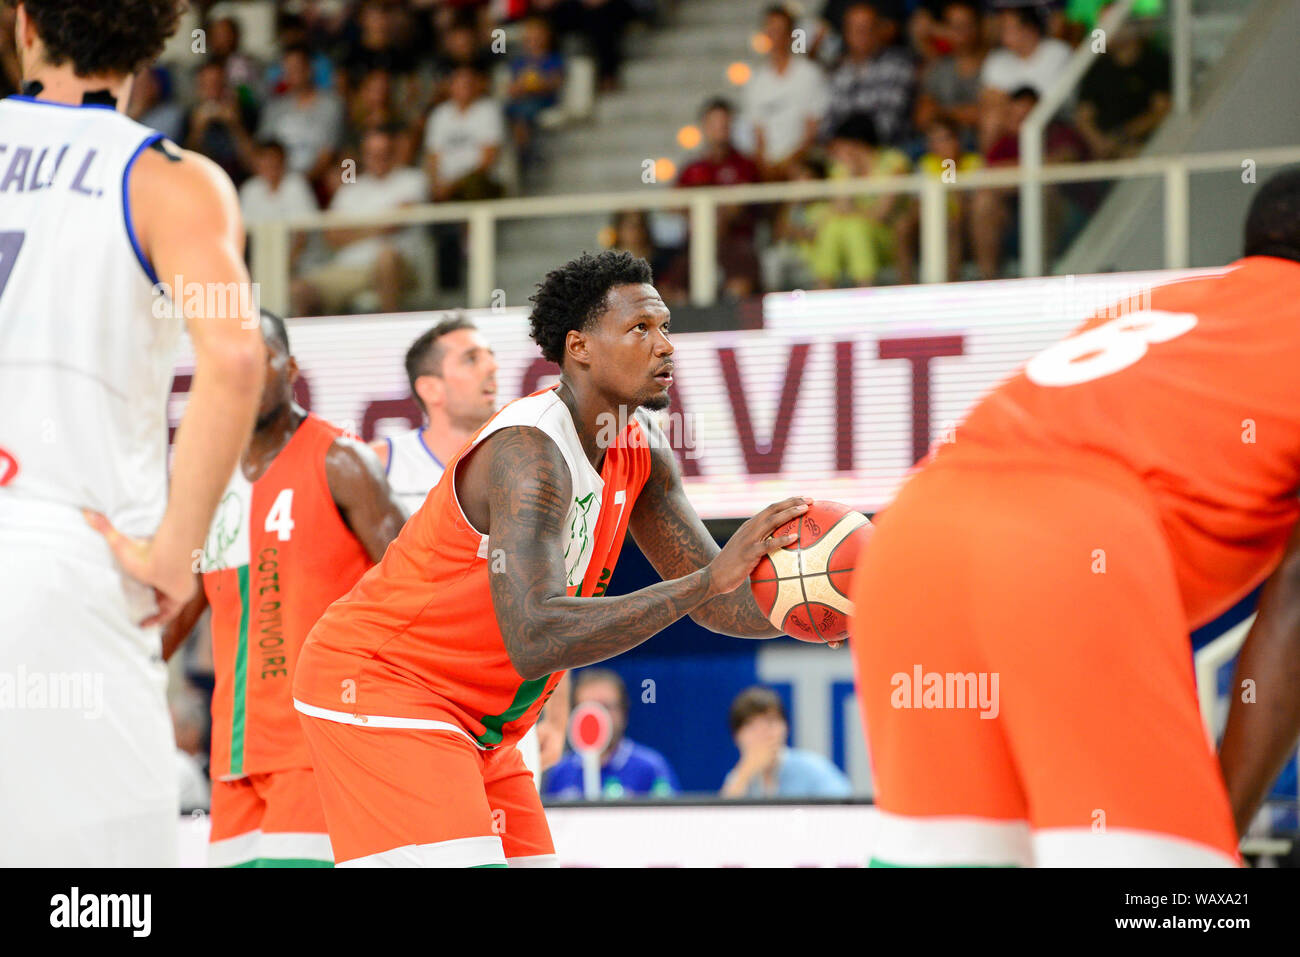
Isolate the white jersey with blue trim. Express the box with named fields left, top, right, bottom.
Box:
left=384, top=427, right=447, bottom=517
left=0, top=96, right=175, bottom=539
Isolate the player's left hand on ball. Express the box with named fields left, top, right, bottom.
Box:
left=83, top=509, right=195, bottom=627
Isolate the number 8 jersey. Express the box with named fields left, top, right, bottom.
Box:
left=200, top=414, right=372, bottom=780
left=934, top=256, right=1300, bottom=629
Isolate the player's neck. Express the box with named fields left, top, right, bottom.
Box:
left=20, top=68, right=130, bottom=112
left=420, top=418, right=473, bottom=466
left=555, top=378, right=619, bottom=473
left=245, top=403, right=307, bottom=477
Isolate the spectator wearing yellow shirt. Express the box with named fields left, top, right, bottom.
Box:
left=896, top=118, right=982, bottom=284
left=808, top=112, right=910, bottom=288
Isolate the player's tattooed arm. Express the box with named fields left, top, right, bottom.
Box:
left=325, top=437, right=407, bottom=564
left=629, top=443, right=783, bottom=638
left=1219, top=518, right=1300, bottom=835
left=161, top=572, right=208, bottom=662
left=473, top=427, right=805, bottom=680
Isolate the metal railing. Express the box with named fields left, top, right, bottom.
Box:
left=249, top=143, right=1300, bottom=314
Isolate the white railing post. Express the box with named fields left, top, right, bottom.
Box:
left=1172, top=0, right=1192, bottom=115
left=919, top=175, right=948, bottom=285
left=248, top=220, right=290, bottom=316
left=689, top=192, right=718, bottom=306
left=1164, top=160, right=1190, bottom=269
left=467, top=207, right=496, bottom=309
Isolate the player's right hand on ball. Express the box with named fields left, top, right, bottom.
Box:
left=706, top=497, right=810, bottom=596
left=83, top=509, right=198, bottom=627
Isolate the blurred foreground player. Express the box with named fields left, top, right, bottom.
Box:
left=371, top=317, right=570, bottom=782
left=294, top=251, right=807, bottom=866
left=851, top=169, right=1300, bottom=867
left=163, top=312, right=405, bottom=866
left=0, top=0, right=264, bottom=865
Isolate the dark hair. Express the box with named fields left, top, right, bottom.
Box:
left=281, top=42, right=311, bottom=62
left=261, top=309, right=290, bottom=354
left=1008, top=84, right=1040, bottom=103
left=699, top=96, right=735, bottom=118
left=729, top=686, right=787, bottom=735
left=927, top=116, right=960, bottom=140
left=255, top=137, right=286, bottom=157
left=763, top=3, right=794, bottom=30
left=404, top=315, right=478, bottom=410
left=1243, top=168, right=1300, bottom=262
left=12, top=0, right=186, bottom=77
left=528, top=250, right=654, bottom=366
left=1003, top=5, right=1045, bottom=34
left=574, top=668, right=629, bottom=716
left=831, top=111, right=880, bottom=148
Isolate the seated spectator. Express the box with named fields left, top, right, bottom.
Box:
left=677, top=97, right=762, bottom=298
left=896, top=117, right=983, bottom=283
left=504, top=16, right=565, bottom=162
left=824, top=2, right=916, bottom=149
left=431, top=14, right=494, bottom=106
left=604, top=210, right=687, bottom=304
left=740, top=4, right=829, bottom=181
left=341, top=0, right=418, bottom=93
left=346, top=68, right=420, bottom=168
left=544, top=669, right=681, bottom=800
left=127, top=66, right=185, bottom=143
left=913, top=0, right=985, bottom=144
left=978, top=6, right=1071, bottom=148
left=1073, top=10, right=1169, bottom=159
left=239, top=139, right=320, bottom=271
left=541, top=0, right=635, bottom=92
left=972, top=85, right=1090, bottom=279
left=291, top=128, right=429, bottom=316
left=207, top=15, right=265, bottom=112
left=808, top=112, right=911, bottom=288
left=721, top=686, right=852, bottom=799
left=258, top=44, right=346, bottom=194
left=182, top=60, right=257, bottom=185
left=760, top=156, right=826, bottom=292
left=424, top=65, right=505, bottom=202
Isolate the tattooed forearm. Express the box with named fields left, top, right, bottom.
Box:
left=630, top=444, right=781, bottom=638
left=481, top=427, right=723, bottom=681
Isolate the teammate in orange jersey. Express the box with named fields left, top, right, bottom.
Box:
left=293, top=250, right=808, bottom=867
left=851, top=169, right=1300, bottom=867
left=163, top=311, right=406, bottom=867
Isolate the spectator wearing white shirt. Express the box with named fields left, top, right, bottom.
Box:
left=741, top=4, right=830, bottom=181
left=239, top=140, right=320, bottom=271
left=977, top=7, right=1071, bottom=148
left=258, top=45, right=346, bottom=192
left=292, top=128, right=429, bottom=316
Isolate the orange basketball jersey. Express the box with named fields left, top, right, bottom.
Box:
left=201, top=414, right=373, bottom=779
left=292, top=388, right=653, bottom=750
left=934, top=256, right=1300, bottom=628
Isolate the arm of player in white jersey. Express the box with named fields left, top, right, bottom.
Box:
left=324, top=436, right=407, bottom=563
left=112, top=144, right=264, bottom=610
left=1219, top=517, right=1300, bottom=836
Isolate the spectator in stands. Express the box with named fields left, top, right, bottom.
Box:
left=978, top=6, right=1071, bottom=148
left=913, top=1, right=985, bottom=144
left=604, top=211, right=687, bottom=304
left=824, top=2, right=916, bottom=149
left=342, top=0, right=418, bottom=92
left=183, top=60, right=257, bottom=185
left=431, top=15, right=493, bottom=106
left=677, top=97, right=762, bottom=298
left=761, top=156, right=825, bottom=292
left=207, top=15, right=265, bottom=111
left=972, top=84, right=1090, bottom=279
left=544, top=669, right=681, bottom=800
left=721, top=687, right=851, bottom=798
left=741, top=4, right=830, bottom=181
left=259, top=44, right=346, bottom=194
left=128, top=66, right=185, bottom=143
left=346, top=68, right=420, bottom=168
left=1073, top=11, right=1170, bottom=159
left=504, top=16, right=565, bottom=162
left=808, top=112, right=911, bottom=287
left=292, top=127, right=429, bottom=316
left=895, top=117, right=983, bottom=283
left=239, top=139, right=320, bottom=271
left=540, top=0, right=635, bottom=93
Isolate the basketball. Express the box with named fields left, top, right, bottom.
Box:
left=749, top=501, right=873, bottom=644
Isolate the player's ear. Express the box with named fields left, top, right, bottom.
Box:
left=564, top=328, right=591, bottom=369
left=416, top=374, right=444, bottom=411
left=286, top=355, right=300, bottom=385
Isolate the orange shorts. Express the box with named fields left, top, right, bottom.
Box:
left=297, top=714, right=555, bottom=867
left=851, top=456, right=1240, bottom=867
left=208, top=767, right=332, bottom=867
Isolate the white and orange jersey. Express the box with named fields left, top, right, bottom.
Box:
left=293, top=387, right=654, bottom=749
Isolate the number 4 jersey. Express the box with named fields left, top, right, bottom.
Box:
left=201, top=414, right=372, bottom=780
left=931, top=255, right=1300, bottom=629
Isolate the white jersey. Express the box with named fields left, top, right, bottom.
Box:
left=384, top=427, right=447, bottom=517
left=0, top=96, right=176, bottom=539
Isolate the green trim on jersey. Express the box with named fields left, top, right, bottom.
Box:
left=229, top=564, right=251, bottom=776
left=229, top=858, right=334, bottom=868
left=476, top=675, right=550, bottom=748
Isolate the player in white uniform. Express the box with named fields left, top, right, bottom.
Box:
left=0, top=1, right=264, bottom=865
left=371, top=316, right=569, bottom=781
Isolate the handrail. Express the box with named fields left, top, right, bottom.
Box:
left=249, top=144, right=1300, bottom=314
left=1019, top=0, right=1138, bottom=279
